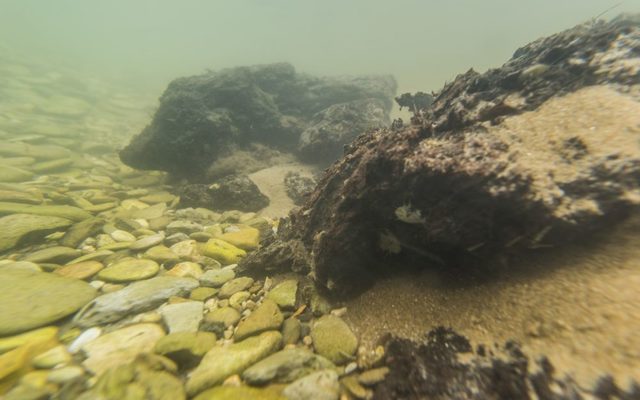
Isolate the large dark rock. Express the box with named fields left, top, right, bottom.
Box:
left=374, top=327, right=639, bottom=400
left=176, top=174, right=269, bottom=212
left=120, top=63, right=396, bottom=180
left=239, top=16, right=640, bottom=295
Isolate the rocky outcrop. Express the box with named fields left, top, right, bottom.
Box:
left=176, top=174, right=270, bottom=212
left=374, top=327, right=639, bottom=400
left=120, top=63, right=396, bottom=180
left=240, top=15, right=640, bottom=295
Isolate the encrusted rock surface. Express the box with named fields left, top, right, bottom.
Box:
left=120, top=62, right=396, bottom=179
left=241, top=15, right=640, bottom=295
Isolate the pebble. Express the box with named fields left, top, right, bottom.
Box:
left=53, top=261, right=103, bottom=280
left=186, top=331, right=282, bottom=396
left=46, top=365, right=84, bottom=383
left=218, top=276, right=254, bottom=299
left=109, top=229, right=137, bottom=242
left=266, top=279, right=298, bottom=310
left=234, top=299, right=284, bottom=340
left=97, top=257, right=159, bottom=282
left=129, top=232, right=165, bottom=250
left=167, top=261, right=204, bottom=279
left=199, top=267, right=236, bottom=287
left=82, top=323, right=165, bottom=375
left=310, top=315, right=358, bottom=365
left=283, top=369, right=340, bottom=400
left=160, top=301, right=204, bottom=333
left=68, top=327, right=102, bottom=353
left=32, top=345, right=72, bottom=368
left=242, top=347, right=335, bottom=385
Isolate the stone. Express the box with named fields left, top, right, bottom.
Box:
left=81, top=323, right=165, bottom=375
left=145, top=245, right=180, bottom=264
left=85, top=353, right=185, bottom=400
left=242, top=348, right=335, bottom=385
left=186, top=331, right=282, bottom=396
left=170, top=239, right=201, bottom=260
left=216, top=226, right=261, bottom=250
left=358, top=367, right=390, bottom=386
left=190, top=287, right=217, bottom=301
left=129, top=232, right=165, bottom=250
left=341, top=375, right=370, bottom=399
left=154, top=331, right=217, bottom=369
left=0, top=165, right=33, bottom=182
left=218, top=276, right=254, bottom=299
left=167, top=261, right=203, bottom=279
left=68, top=327, right=102, bottom=353
left=160, top=301, right=204, bottom=333
left=31, top=345, right=71, bottom=368
left=46, top=365, right=84, bottom=383
left=109, top=229, right=136, bottom=242
left=119, top=62, right=394, bottom=179
left=0, top=189, right=41, bottom=204
left=282, top=369, right=340, bottom=400
left=199, top=267, right=235, bottom=287
left=0, top=327, right=59, bottom=393
left=0, top=261, right=41, bottom=272
left=73, top=277, right=199, bottom=327
left=266, top=279, right=298, bottom=310
left=200, top=238, right=246, bottom=265
left=31, top=158, right=74, bottom=173
left=235, top=299, right=284, bottom=341
left=0, top=213, right=72, bottom=252
left=202, top=307, right=241, bottom=335
left=0, top=326, right=58, bottom=354
left=60, top=218, right=103, bottom=248
left=229, top=291, right=250, bottom=309
left=193, top=385, right=286, bottom=400
left=166, top=220, right=203, bottom=235
left=0, top=269, right=96, bottom=336
left=310, top=315, right=358, bottom=365
left=282, top=318, right=301, bottom=345
left=21, top=246, right=80, bottom=264
left=97, top=257, right=159, bottom=282
left=0, top=202, right=91, bottom=221
left=53, top=261, right=103, bottom=280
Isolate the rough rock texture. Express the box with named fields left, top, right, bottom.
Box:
left=120, top=63, right=396, bottom=179
left=175, top=174, right=269, bottom=212
left=284, top=172, right=317, bottom=205
left=374, top=327, right=640, bottom=400
left=240, top=15, right=640, bottom=296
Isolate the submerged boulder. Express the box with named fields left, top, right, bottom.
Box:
left=240, top=16, right=640, bottom=295
left=120, top=63, right=396, bottom=179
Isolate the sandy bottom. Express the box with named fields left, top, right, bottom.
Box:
left=344, top=213, right=640, bottom=389
left=249, top=163, right=320, bottom=219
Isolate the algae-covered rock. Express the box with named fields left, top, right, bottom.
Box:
left=217, top=276, right=254, bottom=299
left=73, top=277, right=198, bottom=327
left=154, top=331, right=217, bottom=369
left=242, top=347, right=335, bottom=385
left=0, top=165, right=33, bottom=182
left=83, top=353, right=185, bottom=400
left=201, top=238, right=246, bottom=265
left=266, top=279, right=298, bottom=310
left=199, top=267, right=235, bottom=287
left=81, top=323, right=165, bottom=375
left=216, top=226, right=261, bottom=250
left=282, top=369, right=340, bottom=400
left=186, top=331, right=282, bottom=396
left=310, top=315, right=358, bottom=365
left=21, top=246, right=80, bottom=264
left=0, top=269, right=96, bottom=336
left=60, top=217, right=104, bottom=248
left=0, top=213, right=72, bottom=253
left=97, top=258, right=160, bottom=282
left=0, top=202, right=91, bottom=221
left=235, top=299, right=284, bottom=340
left=54, top=261, right=104, bottom=280
left=193, top=385, right=287, bottom=400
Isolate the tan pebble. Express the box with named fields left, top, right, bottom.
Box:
left=222, top=374, right=242, bottom=387
left=302, top=335, right=313, bottom=346
left=331, top=307, right=348, bottom=317
left=101, top=283, right=125, bottom=293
